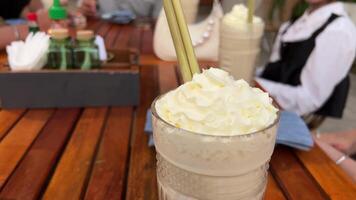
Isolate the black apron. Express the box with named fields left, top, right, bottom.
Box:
left=261, top=14, right=349, bottom=118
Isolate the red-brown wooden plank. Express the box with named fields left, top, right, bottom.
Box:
left=84, top=107, right=133, bottom=200
left=128, top=26, right=142, bottom=53
left=87, top=18, right=103, bottom=32
left=140, top=27, right=154, bottom=54
left=140, top=55, right=167, bottom=66
left=105, top=25, right=121, bottom=49
left=125, top=65, right=159, bottom=200
left=114, top=26, right=132, bottom=50
left=158, top=63, right=179, bottom=94
left=0, top=52, right=7, bottom=67
left=0, top=109, right=80, bottom=200
left=42, top=108, right=108, bottom=200
left=96, top=22, right=112, bottom=38
left=0, top=109, right=54, bottom=189
left=264, top=174, right=287, bottom=200
left=0, top=109, right=25, bottom=141
left=270, top=146, right=329, bottom=200
left=296, top=146, right=356, bottom=199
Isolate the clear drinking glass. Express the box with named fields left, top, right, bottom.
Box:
left=152, top=96, right=279, bottom=200
left=219, top=22, right=264, bottom=84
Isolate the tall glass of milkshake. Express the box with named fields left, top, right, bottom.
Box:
left=219, top=5, right=264, bottom=84
left=152, top=68, right=279, bottom=200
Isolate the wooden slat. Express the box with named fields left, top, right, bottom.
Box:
left=105, top=25, right=121, bottom=49
left=264, top=174, right=287, bottom=200
left=87, top=19, right=103, bottom=32
left=114, top=26, right=132, bottom=50
left=140, top=55, right=166, bottom=66
left=0, top=109, right=80, bottom=200
left=0, top=52, right=7, bottom=69
left=296, top=145, right=356, bottom=199
left=128, top=26, right=142, bottom=53
left=270, top=146, right=329, bottom=200
left=96, top=22, right=112, bottom=38
left=0, top=109, right=25, bottom=141
left=42, top=108, right=108, bottom=200
left=0, top=109, right=54, bottom=189
left=84, top=107, right=133, bottom=200
left=158, top=63, right=179, bottom=94
left=125, top=65, right=159, bottom=200
left=140, top=27, right=154, bottom=54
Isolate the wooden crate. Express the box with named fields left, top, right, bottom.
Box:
left=0, top=50, right=140, bottom=108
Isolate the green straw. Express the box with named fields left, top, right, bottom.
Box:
left=247, top=0, right=255, bottom=23
left=171, top=0, right=200, bottom=75
left=162, top=0, right=192, bottom=82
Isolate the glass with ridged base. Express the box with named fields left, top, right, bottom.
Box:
left=151, top=97, right=279, bottom=200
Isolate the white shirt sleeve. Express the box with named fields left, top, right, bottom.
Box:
left=257, top=29, right=356, bottom=116
left=269, top=23, right=289, bottom=62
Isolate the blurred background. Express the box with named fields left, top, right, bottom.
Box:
left=197, top=0, right=356, bottom=133
left=38, top=0, right=356, bottom=132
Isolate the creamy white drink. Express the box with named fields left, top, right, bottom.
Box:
left=152, top=68, right=279, bottom=200
left=219, top=4, right=264, bottom=84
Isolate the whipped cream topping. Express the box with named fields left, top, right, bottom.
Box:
left=155, top=68, right=278, bottom=136
left=223, top=4, right=263, bottom=28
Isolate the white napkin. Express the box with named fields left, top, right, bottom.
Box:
left=95, top=35, right=108, bottom=61
left=6, top=32, right=50, bottom=71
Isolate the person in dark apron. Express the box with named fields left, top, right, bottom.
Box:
left=256, top=0, right=356, bottom=120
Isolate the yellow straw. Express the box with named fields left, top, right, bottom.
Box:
left=162, top=0, right=192, bottom=82
left=171, top=0, right=200, bottom=75
left=247, top=0, right=255, bottom=24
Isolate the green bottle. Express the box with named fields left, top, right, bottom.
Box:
left=27, top=13, right=39, bottom=34
left=73, top=30, right=100, bottom=70
left=47, top=29, right=73, bottom=70
left=48, top=0, right=68, bottom=29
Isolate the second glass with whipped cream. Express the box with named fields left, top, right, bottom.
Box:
left=152, top=68, right=279, bottom=200
left=219, top=5, right=264, bottom=84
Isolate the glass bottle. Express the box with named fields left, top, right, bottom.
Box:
left=46, top=28, right=73, bottom=70
left=73, top=30, right=100, bottom=70
left=48, top=0, right=68, bottom=29
left=27, top=12, right=39, bottom=34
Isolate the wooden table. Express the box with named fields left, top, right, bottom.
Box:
left=0, top=20, right=355, bottom=200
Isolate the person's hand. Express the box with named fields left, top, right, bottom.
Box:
left=316, top=130, right=356, bottom=155
left=80, top=0, right=97, bottom=17
left=314, top=138, right=344, bottom=162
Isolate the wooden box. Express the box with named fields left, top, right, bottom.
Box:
left=0, top=50, right=140, bottom=108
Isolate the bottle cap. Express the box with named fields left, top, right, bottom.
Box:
left=49, top=0, right=68, bottom=20
left=27, top=12, right=37, bottom=21
left=77, top=30, right=95, bottom=41
left=48, top=28, right=69, bottom=40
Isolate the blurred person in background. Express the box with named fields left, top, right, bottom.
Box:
left=317, top=129, right=356, bottom=156
left=0, top=0, right=45, bottom=20
left=0, top=0, right=68, bottom=49
left=80, top=0, right=162, bottom=19
left=256, top=0, right=356, bottom=119
left=314, top=129, right=356, bottom=182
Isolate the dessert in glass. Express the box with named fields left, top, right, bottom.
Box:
left=219, top=5, right=264, bottom=84
left=152, top=68, right=279, bottom=200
